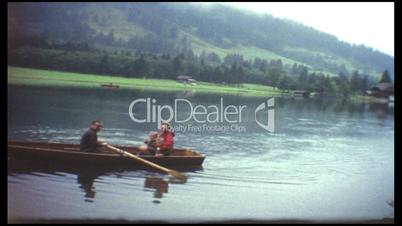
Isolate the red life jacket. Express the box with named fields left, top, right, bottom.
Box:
left=159, top=131, right=175, bottom=151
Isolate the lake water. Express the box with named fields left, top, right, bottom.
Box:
left=7, top=85, right=394, bottom=223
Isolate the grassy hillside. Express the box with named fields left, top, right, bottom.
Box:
left=177, top=31, right=309, bottom=68
left=282, top=46, right=376, bottom=76
left=8, top=2, right=393, bottom=80
left=82, top=4, right=150, bottom=40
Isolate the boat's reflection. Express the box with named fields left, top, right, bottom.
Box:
left=8, top=158, right=201, bottom=203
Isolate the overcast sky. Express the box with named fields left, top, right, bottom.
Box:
left=199, top=2, right=394, bottom=57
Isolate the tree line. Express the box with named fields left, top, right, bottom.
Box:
left=9, top=40, right=385, bottom=96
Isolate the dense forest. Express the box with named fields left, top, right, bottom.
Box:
left=8, top=2, right=393, bottom=95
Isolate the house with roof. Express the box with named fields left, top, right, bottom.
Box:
left=366, top=82, right=394, bottom=98
left=177, top=75, right=197, bottom=85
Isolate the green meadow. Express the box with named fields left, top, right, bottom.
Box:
left=8, top=66, right=289, bottom=97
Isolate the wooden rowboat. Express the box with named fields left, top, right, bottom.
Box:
left=8, top=141, right=205, bottom=169
left=100, top=83, right=120, bottom=88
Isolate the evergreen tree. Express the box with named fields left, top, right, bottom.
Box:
left=379, top=69, right=391, bottom=83
left=136, top=55, right=150, bottom=77
left=361, top=75, right=369, bottom=93
left=99, top=54, right=110, bottom=74
left=350, top=71, right=359, bottom=92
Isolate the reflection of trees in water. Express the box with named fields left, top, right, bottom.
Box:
left=175, top=89, right=196, bottom=99
left=368, top=102, right=394, bottom=121
left=278, top=97, right=393, bottom=120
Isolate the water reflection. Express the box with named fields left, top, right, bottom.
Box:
left=7, top=85, right=394, bottom=136
left=77, top=170, right=102, bottom=202
left=8, top=158, right=192, bottom=204
left=8, top=159, right=107, bottom=202
left=367, top=102, right=394, bottom=120
left=275, top=97, right=393, bottom=117
left=144, top=177, right=169, bottom=203
left=175, top=89, right=196, bottom=99
left=142, top=175, right=188, bottom=204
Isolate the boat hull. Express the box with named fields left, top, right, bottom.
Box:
left=8, top=141, right=205, bottom=170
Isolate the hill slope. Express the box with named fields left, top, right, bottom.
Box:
left=8, top=2, right=393, bottom=79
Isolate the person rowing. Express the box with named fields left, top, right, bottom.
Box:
left=80, top=119, right=106, bottom=153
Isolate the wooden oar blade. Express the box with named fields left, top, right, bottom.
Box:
left=168, top=169, right=187, bottom=180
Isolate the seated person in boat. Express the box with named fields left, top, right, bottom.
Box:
left=138, top=131, right=161, bottom=155
left=155, top=122, right=175, bottom=157
left=138, top=122, right=175, bottom=156
left=80, top=119, right=106, bottom=152
left=143, top=131, right=163, bottom=155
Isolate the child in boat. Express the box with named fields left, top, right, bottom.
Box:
left=138, top=122, right=174, bottom=156
left=155, top=122, right=175, bottom=157
left=144, top=131, right=160, bottom=155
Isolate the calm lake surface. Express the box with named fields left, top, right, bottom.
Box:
left=8, top=85, right=394, bottom=222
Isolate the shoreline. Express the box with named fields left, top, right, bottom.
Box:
left=8, top=66, right=391, bottom=104
left=350, top=94, right=393, bottom=104
left=7, top=66, right=288, bottom=98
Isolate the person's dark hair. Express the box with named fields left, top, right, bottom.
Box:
left=92, top=119, right=102, bottom=125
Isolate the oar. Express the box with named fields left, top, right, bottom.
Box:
left=104, top=144, right=187, bottom=180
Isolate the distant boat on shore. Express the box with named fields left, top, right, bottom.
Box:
left=100, top=83, right=120, bottom=88
left=292, top=90, right=309, bottom=98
